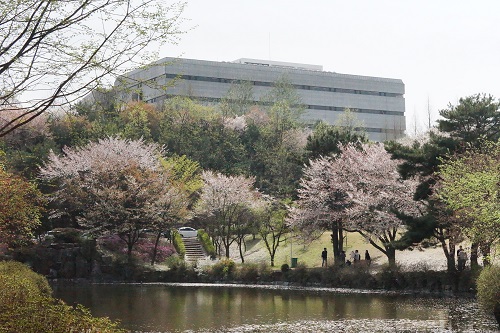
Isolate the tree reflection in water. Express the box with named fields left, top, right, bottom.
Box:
left=51, top=283, right=498, bottom=332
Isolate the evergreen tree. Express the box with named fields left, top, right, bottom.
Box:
left=386, top=93, right=500, bottom=272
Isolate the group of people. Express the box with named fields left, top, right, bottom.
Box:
left=321, top=248, right=371, bottom=267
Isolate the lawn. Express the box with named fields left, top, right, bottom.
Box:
left=234, top=231, right=388, bottom=268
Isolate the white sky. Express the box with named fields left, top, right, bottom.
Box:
left=167, top=0, right=500, bottom=134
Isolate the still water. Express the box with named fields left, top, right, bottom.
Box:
left=52, top=282, right=498, bottom=333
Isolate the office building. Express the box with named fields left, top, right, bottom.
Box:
left=115, top=57, right=406, bottom=141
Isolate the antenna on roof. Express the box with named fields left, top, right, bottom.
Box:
left=268, top=32, right=271, bottom=60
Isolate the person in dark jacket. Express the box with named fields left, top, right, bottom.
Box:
left=321, top=248, right=328, bottom=267
left=365, top=250, right=371, bottom=266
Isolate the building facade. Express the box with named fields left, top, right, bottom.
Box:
left=115, top=57, right=406, bottom=141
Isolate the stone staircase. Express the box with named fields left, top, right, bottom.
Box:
left=183, top=237, right=207, bottom=263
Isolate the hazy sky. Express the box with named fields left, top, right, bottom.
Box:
left=167, top=0, right=499, bottom=134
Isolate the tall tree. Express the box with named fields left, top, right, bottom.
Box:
left=287, top=156, right=351, bottom=262
left=261, top=74, right=305, bottom=141
left=39, top=137, right=176, bottom=261
left=436, top=141, right=500, bottom=265
left=339, top=143, right=420, bottom=266
left=246, top=77, right=308, bottom=197
left=305, top=120, right=368, bottom=160
left=0, top=0, right=186, bottom=137
left=147, top=155, right=202, bottom=265
left=386, top=93, right=500, bottom=271
left=437, top=94, right=500, bottom=144
left=290, top=143, right=419, bottom=265
left=0, top=163, right=44, bottom=248
left=219, top=80, right=255, bottom=117
left=256, top=197, right=290, bottom=267
left=195, top=171, right=261, bottom=258
left=0, top=110, right=56, bottom=178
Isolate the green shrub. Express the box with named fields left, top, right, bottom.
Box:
left=257, top=262, right=273, bottom=282
left=48, top=228, right=83, bottom=243
left=338, top=265, right=373, bottom=288
left=0, top=261, right=125, bottom=333
left=197, top=229, right=216, bottom=257
left=235, top=263, right=259, bottom=282
left=287, top=262, right=309, bottom=284
left=376, top=263, right=406, bottom=290
left=165, top=254, right=185, bottom=269
left=165, top=255, right=197, bottom=282
left=281, top=263, right=290, bottom=273
left=208, top=258, right=236, bottom=280
left=172, top=230, right=185, bottom=258
left=476, top=265, right=500, bottom=326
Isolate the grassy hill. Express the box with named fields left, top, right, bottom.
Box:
left=229, top=231, right=457, bottom=271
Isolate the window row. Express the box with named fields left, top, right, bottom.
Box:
left=149, top=95, right=404, bottom=117
left=162, top=73, right=402, bottom=98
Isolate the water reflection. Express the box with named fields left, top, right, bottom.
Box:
left=51, top=283, right=498, bottom=333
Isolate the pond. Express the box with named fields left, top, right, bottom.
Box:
left=52, top=282, right=498, bottom=333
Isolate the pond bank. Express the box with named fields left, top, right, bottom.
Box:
left=48, top=261, right=479, bottom=296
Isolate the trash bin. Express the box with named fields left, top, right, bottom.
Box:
left=291, top=258, right=298, bottom=268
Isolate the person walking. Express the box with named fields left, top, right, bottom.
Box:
left=354, top=250, right=361, bottom=262
left=321, top=248, right=328, bottom=267
left=458, top=248, right=467, bottom=271
left=365, top=250, right=371, bottom=266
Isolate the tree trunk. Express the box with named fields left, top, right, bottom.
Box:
left=127, top=243, right=133, bottom=263
left=270, top=255, right=275, bottom=267
left=470, top=242, right=479, bottom=270
left=225, top=244, right=230, bottom=258
left=386, top=247, right=396, bottom=267
left=238, top=239, right=245, bottom=263
left=330, top=219, right=343, bottom=264
left=338, top=224, right=344, bottom=263
left=151, top=232, right=162, bottom=266
left=445, top=245, right=456, bottom=273
left=436, top=228, right=457, bottom=273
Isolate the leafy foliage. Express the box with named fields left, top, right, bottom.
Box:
left=305, top=120, right=367, bottom=159
left=476, top=265, right=500, bottom=325
left=172, top=231, right=186, bottom=258
left=436, top=141, right=500, bottom=243
left=0, top=261, right=125, bottom=332
left=197, top=229, right=216, bottom=257
left=196, top=171, right=262, bottom=258
left=0, top=167, right=44, bottom=247
left=386, top=93, right=500, bottom=270
left=39, top=137, right=178, bottom=259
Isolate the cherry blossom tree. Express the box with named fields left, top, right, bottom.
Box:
left=340, top=143, right=421, bottom=266
left=289, top=143, right=420, bottom=266
left=287, top=156, right=351, bottom=263
left=40, top=137, right=181, bottom=261
left=195, top=171, right=262, bottom=259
